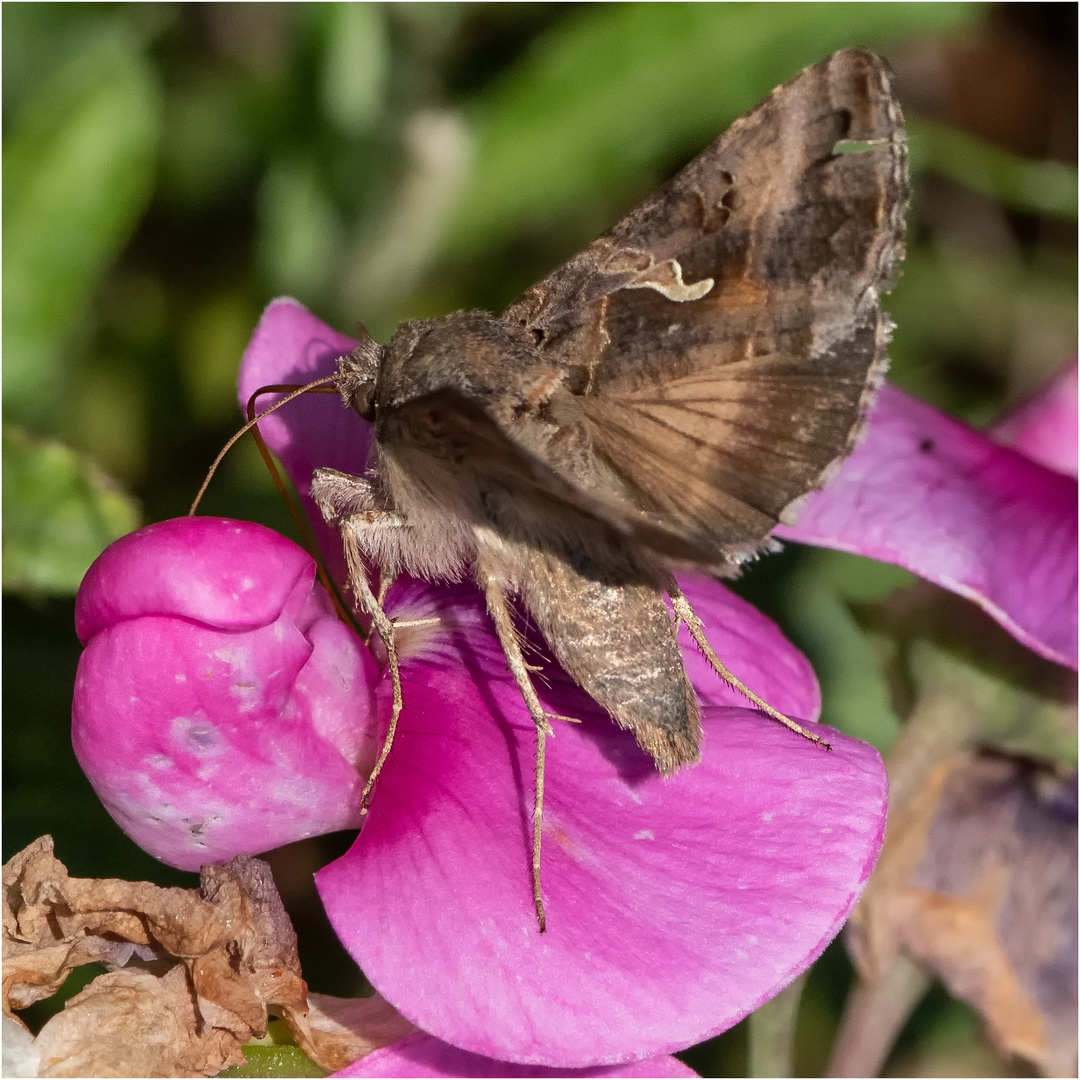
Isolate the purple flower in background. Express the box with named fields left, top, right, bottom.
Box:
left=70, top=297, right=1076, bottom=1072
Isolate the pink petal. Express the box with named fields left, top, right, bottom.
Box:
left=237, top=298, right=368, bottom=583
left=332, top=1034, right=698, bottom=1078
left=72, top=519, right=378, bottom=869
left=777, top=383, right=1078, bottom=668
left=992, top=360, right=1078, bottom=478
left=75, top=516, right=316, bottom=643
left=316, top=581, right=886, bottom=1067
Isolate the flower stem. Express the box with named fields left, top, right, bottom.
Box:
left=748, top=972, right=807, bottom=1078
left=825, top=952, right=931, bottom=1077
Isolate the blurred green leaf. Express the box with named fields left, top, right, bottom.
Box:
left=321, top=3, right=388, bottom=136
left=784, top=550, right=914, bottom=751
left=909, top=114, right=1079, bottom=222
left=217, top=1043, right=327, bottom=1079
left=158, top=71, right=259, bottom=206
left=909, top=639, right=1077, bottom=767
left=865, top=580, right=1077, bottom=771
left=886, top=243, right=1078, bottom=421
left=2, top=426, right=140, bottom=596
left=3, top=28, right=161, bottom=427
left=181, top=293, right=260, bottom=424
left=258, top=159, right=343, bottom=302
left=447, top=2, right=980, bottom=255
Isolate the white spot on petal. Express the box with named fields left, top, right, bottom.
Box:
left=633, top=829, right=655, bottom=841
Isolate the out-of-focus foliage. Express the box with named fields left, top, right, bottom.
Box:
left=447, top=2, right=980, bottom=253
left=908, top=115, right=1078, bottom=221
left=3, top=4, right=1075, bottom=1077
left=2, top=426, right=140, bottom=595
left=3, top=17, right=161, bottom=427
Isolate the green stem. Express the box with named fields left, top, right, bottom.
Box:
left=748, top=972, right=807, bottom=1078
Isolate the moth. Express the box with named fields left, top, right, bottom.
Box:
left=310, top=48, right=907, bottom=931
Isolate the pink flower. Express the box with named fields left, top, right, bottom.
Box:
left=70, top=297, right=1076, bottom=1072
left=230, top=297, right=891, bottom=1060
left=72, top=512, right=885, bottom=1066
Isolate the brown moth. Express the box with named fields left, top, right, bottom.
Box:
left=310, top=48, right=907, bottom=931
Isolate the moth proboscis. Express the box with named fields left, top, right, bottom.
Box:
left=303, top=48, right=908, bottom=933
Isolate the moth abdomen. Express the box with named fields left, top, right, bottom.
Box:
left=513, top=542, right=702, bottom=776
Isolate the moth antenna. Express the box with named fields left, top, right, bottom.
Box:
left=189, top=377, right=336, bottom=516
left=243, top=383, right=363, bottom=633
left=188, top=375, right=361, bottom=633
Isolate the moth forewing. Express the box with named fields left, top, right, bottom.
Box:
left=311, top=47, right=908, bottom=930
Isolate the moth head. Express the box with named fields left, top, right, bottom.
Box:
left=335, top=328, right=384, bottom=423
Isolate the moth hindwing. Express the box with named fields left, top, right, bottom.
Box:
left=310, top=48, right=907, bottom=930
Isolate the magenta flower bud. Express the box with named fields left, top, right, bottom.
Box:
left=72, top=517, right=378, bottom=870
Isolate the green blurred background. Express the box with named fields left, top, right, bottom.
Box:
left=3, top=3, right=1075, bottom=1075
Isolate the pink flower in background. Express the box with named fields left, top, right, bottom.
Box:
left=776, top=379, right=1078, bottom=668
left=70, top=297, right=1076, bottom=1072
left=991, top=359, right=1078, bottom=479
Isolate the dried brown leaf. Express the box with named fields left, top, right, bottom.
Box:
left=35, top=965, right=243, bottom=1079
left=848, top=752, right=1078, bottom=1076
left=2, top=837, right=408, bottom=1077
left=304, top=991, right=420, bottom=1074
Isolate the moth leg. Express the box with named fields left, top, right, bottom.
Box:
left=312, top=465, right=402, bottom=630
left=376, top=572, right=392, bottom=610
left=666, top=576, right=831, bottom=751
left=481, top=572, right=553, bottom=933
left=334, top=516, right=410, bottom=814
left=311, top=468, right=402, bottom=525
left=313, top=471, right=432, bottom=811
